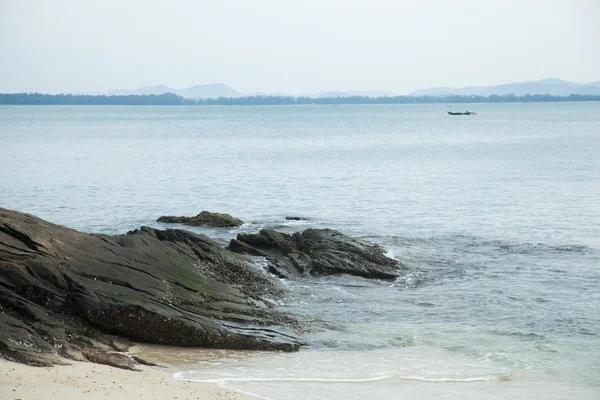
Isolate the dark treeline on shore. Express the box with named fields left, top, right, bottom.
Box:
left=2, top=92, right=600, bottom=105
left=0, top=92, right=187, bottom=105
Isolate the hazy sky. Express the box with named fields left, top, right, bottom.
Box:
left=1, top=0, right=598, bottom=94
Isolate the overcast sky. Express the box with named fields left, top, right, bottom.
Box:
left=1, top=0, right=598, bottom=94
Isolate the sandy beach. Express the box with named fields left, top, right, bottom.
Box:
left=0, top=358, right=257, bottom=400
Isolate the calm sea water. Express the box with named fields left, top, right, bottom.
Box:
left=1, top=103, right=599, bottom=399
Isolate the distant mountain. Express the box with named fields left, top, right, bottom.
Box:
left=105, top=79, right=600, bottom=99
left=410, top=79, right=600, bottom=97
left=106, top=85, right=396, bottom=99
left=179, top=84, right=241, bottom=99
left=106, top=83, right=241, bottom=99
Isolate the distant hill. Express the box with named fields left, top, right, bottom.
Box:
left=106, top=85, right=396, bottom=99
left=102, top=79, right=600, bottom=99
left=179, top=84, right=241, bottom=99
left=411, top=79, right=600, bottom=97
left=107, top=83, right=241, bottom=99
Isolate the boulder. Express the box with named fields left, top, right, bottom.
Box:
left=228, top=228, right=406, bottom=280
left=0, top=208, right=299, bottom=368
left=157, top=211, right=243, bottom=227
left=285, top=216, right=307, bottom=221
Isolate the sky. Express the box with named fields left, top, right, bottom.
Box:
left=1, top=0, right=599, bottom=95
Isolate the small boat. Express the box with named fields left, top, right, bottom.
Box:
left=447, top=106, right=475, bottom=115
left=448, top=111, right=473, bottom=115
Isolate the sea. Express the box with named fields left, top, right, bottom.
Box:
left=1, top=102, right=599, bottom=399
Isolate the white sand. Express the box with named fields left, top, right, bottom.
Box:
left=0, top=358, right=257, bottom=400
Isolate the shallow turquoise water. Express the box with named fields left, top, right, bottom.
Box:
left=1, top=103, right=599, bottom=399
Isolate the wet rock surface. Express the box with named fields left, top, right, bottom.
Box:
left=157, top=211, right=243, bottom=227
left=0, top=209, right=408, bottom=369
left=0, top=208, right=298, bottom=368
left=228, top=228, right=406, bottom=280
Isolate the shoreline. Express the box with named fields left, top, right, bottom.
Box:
left=0, top=357, right=258, bottom=400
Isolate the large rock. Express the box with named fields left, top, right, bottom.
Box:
left=0, top=208, right=299, bottom=368
left=157, top=211, right=243, bottom=227
left=228, top=228, right=406, bottom=280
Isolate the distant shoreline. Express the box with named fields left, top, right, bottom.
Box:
left=1, top=92, right=600, bottom=106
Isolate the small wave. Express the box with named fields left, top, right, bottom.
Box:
left=552, top=245, right=587, bottom=252
left=384, top=248, right=396, bottom=260
left=392, top=233, right=591, bottom=256
left=416, top=302, right=436, bottom=307
left=488, top=330, right=546, bottom=341
left=391, top=271, right=425, bottom=288
left=173, top=372, right=393, bottom=384
left=396, top=375, right=500, bottom=383
left=481, top=240, right=588, bottom=255
left=173, top=371, right=509, bottom=385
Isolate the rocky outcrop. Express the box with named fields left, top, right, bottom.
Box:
left=285, top=216, right=307, bottom=221
left=157, top=211, right=243, bottom=227
left=228, top=228, right=406, bottom=280
left=0, top=208, right=298, bottom=368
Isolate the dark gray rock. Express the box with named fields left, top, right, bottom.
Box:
left=285, top=216, right=307, bottom=221
left=0, top=208, right=299, bottom=368
left=82, top=350, right=140, bottom=370
left=157, top=211, right=243, bottom=227
left=228, top=228, right=406, bottom=280
left=130, top=355, right=163, bottom=367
